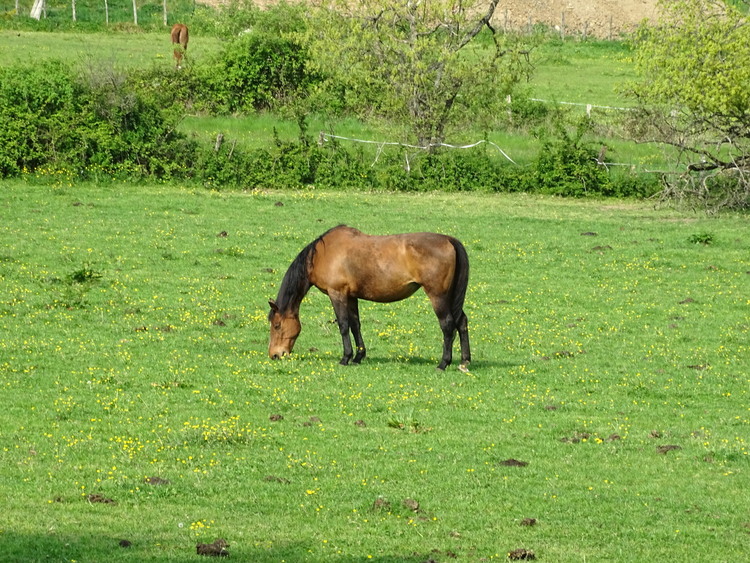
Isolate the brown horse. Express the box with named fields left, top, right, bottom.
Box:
left=170, top=23, right=189, bottom=69
left=268, top=225, right=471, bottom=371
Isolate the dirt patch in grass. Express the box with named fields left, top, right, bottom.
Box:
left=196, top=538, right=229, bottom=557
left=508, top=547, right=536, bottom=560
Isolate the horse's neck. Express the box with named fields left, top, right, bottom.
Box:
left=277, top=267, right=311, bottom=314
left=283, top=287, right=308, bottom=315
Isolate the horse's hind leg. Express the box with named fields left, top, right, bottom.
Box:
left=456, top=311, right=471, bottom=368
left=430, top=297, right=456, bottom=371
left=437, top=316, right=457, bottom=371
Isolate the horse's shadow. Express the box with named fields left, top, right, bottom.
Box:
left=337, top=355, right=521, bottom=371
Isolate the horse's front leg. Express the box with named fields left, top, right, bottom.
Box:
left=348, top=298, right=366, bottom=364
left=329, top=294, right=354, bottom=365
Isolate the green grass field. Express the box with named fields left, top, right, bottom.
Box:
left=1, top=183, right=748, bottom=561
left=0, top=28, right=223, bottom=69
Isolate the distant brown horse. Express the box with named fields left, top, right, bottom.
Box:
left=268, top=225, right=471, bottom=371
left=171, top=23, right=189, bottom=69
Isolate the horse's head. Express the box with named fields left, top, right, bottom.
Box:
left=268, top=300, right=301, bottom=359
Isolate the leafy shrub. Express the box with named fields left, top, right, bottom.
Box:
left=176, top=1, right=317, bottom=115
left=129, top=64, right=216, bottom=115
left=408, top=150, right=508, bottom=192
left=186, top=128, right=649, bottom=196
left=504, top=94, right=551, bottom=130
left=322, top=147, right=522, bottom=193
left=78, top=65, right=197, bottom=179
left=313, top=142, right=376, bottom=191
left=0, top=60, right=78, bottom=176
left=194, top=126, right=322, bottom=190
left=688, top=232, right=715, bottom=245
left=606, top=168, right=660, bottom=198
left=68, top=263, right=103, bottom=284
left=0, top=60, right=196, bottom=181
left=209, top=32, right=316, bottom=114
left=530, top=115, right=613, bottom=196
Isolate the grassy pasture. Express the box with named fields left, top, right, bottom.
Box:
left=0, top=28, right=223, bottom=69
left=0, top=183, right=748, bottom=561
left=529, top=39, right=634, bottom=106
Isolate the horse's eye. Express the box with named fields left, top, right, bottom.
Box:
left=273, top=323, right=281, bottom=330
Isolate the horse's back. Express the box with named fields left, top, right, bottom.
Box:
left=171, top=23, right=188, bottom=48
left=310, top=226, right=457, bottom=301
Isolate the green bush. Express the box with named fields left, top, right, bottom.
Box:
left=313, top=143, right=376, bottom=191
left=504, top=94, right=551, bottom=131
left=529, top=115, right=613, bottom=196
left=209, top=32, right=315, bottom=114
left=321, top=147, right=523, bottom=193
left=129, top=64, right=215, bottom=115
left=185, top=131, right=649, bottom=196
left=172, top=2, right=318, bottom=115
left=0, top=60, right=196, bottom=180
left=606, top=168, right=660, bottom=199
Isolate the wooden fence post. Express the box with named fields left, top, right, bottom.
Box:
left=560, top=12, right=565, bottom=40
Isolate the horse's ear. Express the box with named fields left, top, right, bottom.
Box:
left=268, top=299, right=279, bottom=313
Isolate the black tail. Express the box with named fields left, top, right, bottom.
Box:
left=448, top=237, right=469, bottom=323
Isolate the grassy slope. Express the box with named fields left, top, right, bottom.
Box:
left=0, top=29, right=223, bottom=68
left=0, top=183, right=748, bottom=561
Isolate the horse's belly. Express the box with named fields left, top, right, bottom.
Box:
left=358, top=281, right=421, bottom=303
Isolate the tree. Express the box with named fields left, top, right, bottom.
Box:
left=626, top=0, right=750, bottom=209
left=305, top=0, right=532, bottom=150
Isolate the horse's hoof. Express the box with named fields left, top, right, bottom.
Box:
left=458, top=363, right=471, bottom=374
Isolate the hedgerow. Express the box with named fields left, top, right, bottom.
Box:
left=0, top=45, right=658, bottom=197
left=0, top=60, right=196, bottom=181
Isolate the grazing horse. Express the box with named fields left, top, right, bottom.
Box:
left=268, top=225, right=471, bottom=371
left=170, top=23, right=189, bottom=69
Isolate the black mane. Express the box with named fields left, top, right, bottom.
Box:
left=271, top=226, right=343, bottom=316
